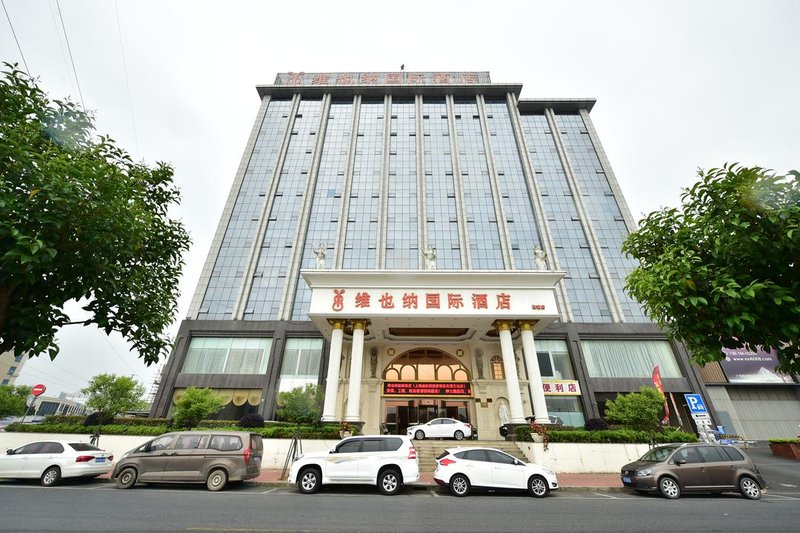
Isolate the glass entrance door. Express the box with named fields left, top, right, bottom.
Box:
left=384, top=399, right=471, bottom=435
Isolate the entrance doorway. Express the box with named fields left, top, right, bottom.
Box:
left=384, top=400, right=470, bottom=435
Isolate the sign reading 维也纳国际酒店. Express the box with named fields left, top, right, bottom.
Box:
left=275, top=72, right=491, bottom=86
left=316, top=287, right=555, bottom=316
left=383, top=381, right=472, bottom=397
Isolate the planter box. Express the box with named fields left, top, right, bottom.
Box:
left=769, top=442, right=800, bottom=460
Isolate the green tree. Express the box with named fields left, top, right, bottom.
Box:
left=0, top=64, right=190, bottom=365
left=82, top=374, right=146, bottom=420
left=623, top=164, right=800, bottom=374
left=0, top=384, right=30, bottom=418
left=276, top=384, right=322, bottom=424
left=171, top=387, right=226, bottom=428
left=604, top=386, right=666, bottom=433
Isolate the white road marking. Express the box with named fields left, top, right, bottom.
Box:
left=779, top=483, right=797, bottom=488
left=430, top=489, right=440, bottom=497
left=260, top=488, right=278, bottom=494
left=591, top=492, right=618, bottom=499
left=765, top=493, right=800, bottom=501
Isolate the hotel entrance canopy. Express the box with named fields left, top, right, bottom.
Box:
left=301, top=270, right=565, bottom=339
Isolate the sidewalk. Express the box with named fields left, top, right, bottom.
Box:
left=252, top=469, right=622, bottom=491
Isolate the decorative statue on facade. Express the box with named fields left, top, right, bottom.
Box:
left=474, top=348, right=484, bottom=379
left=422, top=244, right=437, bottom=270
left=533, top=244, right=547, bottom=270
left=369, top=347, right=378, bottom=378
left=313, top=243, right=327, bottom=270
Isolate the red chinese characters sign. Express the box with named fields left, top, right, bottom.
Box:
left=276, top=72, right=491, bottom=86
left=541, top=380, right=581, bottom=396
left=383, top=381, right=472, bottom=397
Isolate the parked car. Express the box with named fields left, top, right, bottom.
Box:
left=288, top=435, right=419, bottom=495
left=498, top=415, right=564, bottom=438
left=620, top=443, right=766, bottom=499
left=407, top=418, right=474, bottom=440
left=0, top=440, right=113, bottom=486
left=112, top=431, right=262, bottom=491
left=433, top=446, right=559, bottom=497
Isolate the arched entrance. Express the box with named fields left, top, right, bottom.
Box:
left=382, top=348, right=473, bottom=435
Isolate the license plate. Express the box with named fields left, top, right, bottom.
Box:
left=622, top=476, right=631, bottom=484
left=95, top=457, right=106, bottom=463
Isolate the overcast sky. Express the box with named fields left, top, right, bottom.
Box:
left=2, top=0, right=798, bottom=399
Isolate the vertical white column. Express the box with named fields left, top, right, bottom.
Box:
left=519, top=321, right=550, bottom=424
left=496, top=321, right=526, bottom=424
left=345, top=320, right=367, bottom=422
left=321, top=320, right=345, bottom=422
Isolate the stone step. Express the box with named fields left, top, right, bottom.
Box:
left=410, top=440, right=526, bottom=471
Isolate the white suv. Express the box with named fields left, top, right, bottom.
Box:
left=288, top=435, right=420, bottom=495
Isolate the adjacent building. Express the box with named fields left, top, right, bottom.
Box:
left=151, top=71, right=714, bottom=438
left=0, top=350, right=27, bottom=386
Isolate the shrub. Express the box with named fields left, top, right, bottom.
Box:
left=584, top=418, right=609, bottom=431
left=238, top=413, right=265, bottom=428
left=604, top=386, right=666, bottom=433
left=171, top=387, right=226, bottom=429
left=83, top=412, right=115, bottom=426
left=276, top=384, right=322, bottom=423
left=768, top=438, right=800, bottom=444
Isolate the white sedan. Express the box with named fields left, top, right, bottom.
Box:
left=407, top=418, right=473, bottom=441
left=0, top=440, right=114, bottom=486
left=434, top=446, right=559, bottom=497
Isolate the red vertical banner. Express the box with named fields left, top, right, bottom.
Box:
left=651, top=366, right=670, bottom=425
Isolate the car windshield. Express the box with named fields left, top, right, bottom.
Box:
left=639, top=446, right=679, bottom=462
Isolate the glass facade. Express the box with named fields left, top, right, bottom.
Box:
left=521, top=114, right=611, bottom=322
left=555, top=115, right=648, bottom=322
left=244, top=99, right=323, bottom=320
left=198, top=99, right=293, bottom=320
left=277, top=338, right=323, bottom=392
left=342, top=99, right=383, bottom=269
left=422, top=99, right=461, bottom=269
left=581, top=340, right=681, bottom=378
left=453, top=98, right=503, bottom=269
left=291, top=100, right=353, bottom=319
left=385, top=99, right=418, bottom=269
left=181, top=337, right=273, bottom=375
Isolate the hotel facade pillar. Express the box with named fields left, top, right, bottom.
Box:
left=345, top=320, right=368, bottom=422
left=321, top=320, right=344, bottom=421
left=495, top=320, right=526, bottom=424
left=519, top=321, right=550, bottom=424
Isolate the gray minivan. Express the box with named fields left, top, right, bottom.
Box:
left=112, top=431, right=263, bottom=491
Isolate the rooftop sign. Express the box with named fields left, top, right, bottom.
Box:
left=274, top=71, right=491, bottom=86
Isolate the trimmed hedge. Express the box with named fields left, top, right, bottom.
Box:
left=516, top=425, right=697, bottom=444
left=4, top=420, right=345, bottom=440
left=768, top=438, right=800, bottom=444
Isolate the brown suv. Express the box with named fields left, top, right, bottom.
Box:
left=620, top=443, right=766, bottom=499
left=112, top=431, right=262, bottom=491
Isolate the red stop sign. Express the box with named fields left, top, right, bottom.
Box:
left=31, top=384, right=46, bottom=397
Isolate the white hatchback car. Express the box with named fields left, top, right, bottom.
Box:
left=434, top=446, right=559, bottom=497
left=407, top=418, right=473, bottom=441
left=288, top=435, right=419, bottom=495
left=0, top=440, right=114, bottom=486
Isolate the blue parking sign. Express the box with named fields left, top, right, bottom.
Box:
left=684, top=394, right=707, bottom=414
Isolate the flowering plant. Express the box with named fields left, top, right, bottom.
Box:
left=530, top=422, right=550, bottom=451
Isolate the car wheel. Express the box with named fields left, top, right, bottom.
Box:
left=658, top=476, right=680, bottom=499
left=40, top=466, right=61, bottom=487
left=528, top=475, right=549, bottom=498
left=206, top=469, right=228, bottom=492
left=115, top=467, right=138, bottom=489
left=449, top=474, right=470, bottom=497
left=454, top=430, right=464, bottom=441
left=414, top=430, right=425, bottom=440
left=298, top=467, right=321, bottom=494
left=739, top=476, right=762, bottom=500
left=378, top=469, right=402, bottom=496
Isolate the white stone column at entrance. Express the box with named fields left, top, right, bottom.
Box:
left=519, top=321, right=550, bottom=424
left=495, top=320, right=526, bottom=424
left=345, top=320, right=368, bottom=422
left=321, top=320, right=344, bottom=422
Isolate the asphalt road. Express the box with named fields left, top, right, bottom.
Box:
left=1, top=479, right=799, bottom=533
